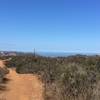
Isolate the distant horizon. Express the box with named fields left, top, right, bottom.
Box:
left=0, top=50, right=100, bottom=58
left=0, top=50, right=100, bottom=54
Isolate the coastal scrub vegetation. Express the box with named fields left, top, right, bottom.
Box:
left=1, top=55, right=100, bottom=100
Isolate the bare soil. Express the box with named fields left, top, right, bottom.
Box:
left=0, top=60, right=44, bottom=100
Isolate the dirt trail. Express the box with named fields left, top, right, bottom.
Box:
left=0, top=60, right=6, bottom=68
left=0, top=60, right=44, bottom=100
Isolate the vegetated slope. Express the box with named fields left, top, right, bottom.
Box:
left=0, top=60, right=44, bottom=100
left=7, top=55, right=100, bottom=100
left=2, top=55, right=100, bottom=100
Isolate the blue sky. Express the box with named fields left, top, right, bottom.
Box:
left=0, top=0, right=100, bottom=53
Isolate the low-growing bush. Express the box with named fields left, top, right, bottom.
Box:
left=0, top=67, right=9, bottom=83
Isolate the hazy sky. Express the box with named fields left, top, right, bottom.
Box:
left=0, top=0, right=100, bottom=53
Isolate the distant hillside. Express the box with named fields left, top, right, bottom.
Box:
left=0, top=51, right=17, bottom=56
left=0, top=51, right=36, bottom=56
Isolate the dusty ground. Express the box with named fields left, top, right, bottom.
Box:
left=0, top=60, right=6, bottom=68
left=0, top=60, right=44, bottom=100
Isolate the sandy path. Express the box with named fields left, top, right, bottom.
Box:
left=0, top=60, right=6, bottom=68
left=0, top=60, right=44, bottom=100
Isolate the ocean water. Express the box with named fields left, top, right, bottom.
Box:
left=37, top=52, right=97, bottom=57
left=37, top=52, right=74, bottom=57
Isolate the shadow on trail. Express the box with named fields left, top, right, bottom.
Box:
left=2, top=78, right=11, bottom=84
left=0, top=78, right=11, bottom=91
left=0, top=85, right=6, bottom=91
